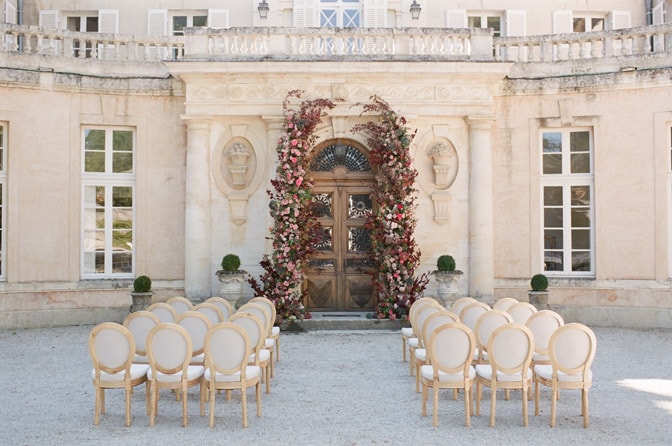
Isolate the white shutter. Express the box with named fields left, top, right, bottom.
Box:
left=293, top=0, right=316, bottom=27
left=39, top=10, right=60, bottom=29
left=363, top=0, right=387, bottom=28
left=209, top=9, right=230, bottom=28
left=147, top=9, right=168, bottom=36
left=609, top=11, right=631, bottom=30
left=5, top=1, right=17, bottom=24
left=652, top=3, right=664, bottom=25
left=505, top=10, right=526, bottom=36
left=97, top=10, right=118, bottom=60
left=446, top=10, right=467, bottom=28
left=552, top=10, right=573, bottom=34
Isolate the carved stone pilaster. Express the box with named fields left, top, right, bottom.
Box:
left=431, top=192, right=452, bottom=224
left=228, top=191, right=249, bottom=226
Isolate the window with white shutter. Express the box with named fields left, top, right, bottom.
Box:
left=39, top=10, right=60, bottom=29
left=148, top=10, right=168, bottom=36
left=363, top=0, right=386, bottom=28
left=552, top=10, right=572, bottom=34
left=505, top=10, right=525, bottom=36
left=609, top=11, right=631, bottom=30
left=447, top=10, right=467, bottom=28
left=208, top=9, right=230, bottom=28
left=294, top=0, right=317, bottom=27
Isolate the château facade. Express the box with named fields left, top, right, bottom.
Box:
left=2, top=0, right=672, bottom=329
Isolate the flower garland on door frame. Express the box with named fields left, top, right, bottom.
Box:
left=250, top=92, right=427, bottom=323
left=353, top=96, right=429, bottom=320
left=249, top=91, right=335, bottom=324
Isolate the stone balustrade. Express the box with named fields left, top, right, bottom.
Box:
left=3, top=22, right=672, bottom=65
left=494, top=22, right=672, bottom=63
left=0, top=23, right=183, bottom=62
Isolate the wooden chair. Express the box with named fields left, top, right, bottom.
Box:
left=203, top=322, right=262, bottom=428
left=421, top=322, right=476, bottom=427
left=175, top=311, right=212, bottom=366
left=249, top=297, right=280, bottom=361
left=88, top=322, right=150, bottom=426
left=526, top=310, right=564, bottom=370
left=475, top=323, right=535, bottom=427
left=147, top=302, right=177, bottom=323
left=146, top=323, right=205, bottom=427
left=408, top=302, right=443, bottom=376
left=413, top=310, right=459, bottom=392
left=205, top=296, right=234, bottom=322
left=474, top=309, right=514, bottom=365
left=451, top=296, right=477, bottom=316
left=401, top=297, right=440, bottom=363
left=123, top=310, right=160, bottom=364
left=508, top=302, right=538, bottom=325
left=229, top=312, right=272, bottom=395
left=492, top=297, right=519, bottom=311
left=193, top=302, right=224, bottom=325
left=239, top=302, right=276, bottom=378
left=166, top=296, right=193, bottom=316
left=534, top=323, right=596, bottom=427
left=459, top=301, right=491, bottom=332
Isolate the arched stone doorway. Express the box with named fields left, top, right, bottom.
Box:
left=305, top=139, right=375, bottom=312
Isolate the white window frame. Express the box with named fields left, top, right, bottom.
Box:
left=0, top=122, right=7, bottom=280
left=540, top=128, right=595, bottom=277
left=467, top=11, right=502, bottom=37
left=318, top=0, right=362, bottom=28
left=81, top=127, right=136, bottom=279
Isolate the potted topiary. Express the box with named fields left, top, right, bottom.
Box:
left=130, top=275, right=153, bottom=312
left=528, top=273, right=549, bottom=310
left=216, top=254, right=248, bottom=308
left=432, top=255, right=463, bottom=308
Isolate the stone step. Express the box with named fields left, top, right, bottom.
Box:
left=282, top=312, right=410, bottom=331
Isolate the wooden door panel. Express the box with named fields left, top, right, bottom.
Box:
left=347, top=275, right=374, bottom=309
left=306, top=276, right=336, bottom=310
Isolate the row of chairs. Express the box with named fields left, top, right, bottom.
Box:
left=89, top=296, right=281, bottom=428
left=402, top=296, right=596, bottom=428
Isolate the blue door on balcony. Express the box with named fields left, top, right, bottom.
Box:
left=306, top=140, right=375, bottom=311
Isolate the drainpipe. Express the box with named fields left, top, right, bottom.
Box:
left=645, top=0, right=653, bottom=25
left=17, top=0, right=24, bottom=51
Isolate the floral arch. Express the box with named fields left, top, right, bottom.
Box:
left=250, top=91, right=428, bottom=322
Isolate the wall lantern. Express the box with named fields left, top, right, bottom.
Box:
left=258, top=1, right=270, bottom=20
left=410, top=1, right=421, bottom=20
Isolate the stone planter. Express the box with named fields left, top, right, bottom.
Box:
left=216, top=270, right=247, bottom=309
left=130, top=291, right=153, bottom=313
left=432, top=270, right=463, bottom=308
left=528, top=290, right=549, bottom=311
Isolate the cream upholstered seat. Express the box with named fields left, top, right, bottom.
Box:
left=249, top=297, right=281, bottom=362
left=459, top=301, right=491, bottom=332
left=175, top=311, right=212, bottom=366
left=205, top=296, right=234, bottom=322
left=408, top=302, right=443, bottom=377
left=167, top=296, right=193, bottom=316
left=534, top=323, right=596, bottom=428
left=239, top=302, right=276, bottom=378
left=451, top=296, right=477, bottom=316
left=146, top=323, right=205, bottom=427
left=123, top=311, right=160, bottom=364
left=492, top=297, right=519, bottom=311
left=147, top=302, right=177, bottom=323
left=229, top=312, right=272, bottom=395
left=421, top=322, right=476, bottom=427
left=476, top=323, right=535, bottom=427
left=401, top=297, right=439, bottom=363
left=508, top=302, right=538, bottom=325
left=89, top=322, right=150, bottom=427
left=473, top=309, right=514, bottom=364
left=413, top=310, right=459, bottom=392
left=193, top=302, right=224, bottom=325
left=203, top=322, right=262, bottom=428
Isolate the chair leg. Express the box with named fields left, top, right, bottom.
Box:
left=270, top=350, right=275, bottom=378
left=421, top=382, right=428, bottom=417
left=93, top=387, right=101, bottom=425
left=182, top=387, right=188, bottom=427
left=402, top=335, right=407, bottom=362
left=490, top=385, right=497, bottom=427
left=125, top=386, right=132, bottom=427
left=522, top=386, right=529, bottom=427
left=534, top=379, right=540, bottom=416
left=464, top=385, right=471, bottom=427
left=550, top=386, right=558, bottom=427
left=415, top=361, right=422, bottom=393
left=100, top=388, right=106, bottom=415
left=256, top=382, right=262, bottom=417
left=149, top=384, right=157, bottom=426
left=582, top=388, right=590, bottom=428
left=409, top=347, right=415, bottom=376
left=276, top=337, right=281, bottom=362
left=475, top=381, right=481, bottom=416
left=433, top=383, right=439, bottom=427
left=209, top=387, right=216, bottom=428
left=200, top=381, right=205, bottom=417
left=265, top=365, right=271, bottom=394
left=241, top=386, right=248, bottom=428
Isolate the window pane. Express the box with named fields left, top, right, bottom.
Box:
left=544, top=251, right=563, bottom=271
left=316, top=227, right=332, bottom=251
left=544, top=230, right=563, bottom=249
left=543, top=154, right=562, bottom=174
left=348, top=194, right=372, bottom=218
left=113, top=250, right=132, bottom=273
left=572, top=229, right=590, bottom=249
left=571, top=208, right=590, bottom=227
left=112, top=152, right=133, bottom=173
left=85, top=152, right=105, bottom=172
left=314, top=193, right=333, bottom=218
left=570, top=153, right=590, bottom=173
left=543, top=132, right=562, bottom=152
left=544, top=186, right=563, bottom=206
left=173, top=16, right=187, bottom=34
left=85, top=129, right=105, bottom=150
left=571, top=186, right=590, bottom=206
left=468, top=17, right=481, bottom=28
left=570, top=131, right=590, bottom=152
left=572, top=252, right=591, bottom=271
left=112, top=186, right=132, bottom=207
left=544, top=208, right=563, bottom=227
left=573, top=18, right=586, bottom=32
left=487, top=17, right=501, bottom=35
left=86, top=17, right=98, bottom=32
left=591, top=18, right=604, bottom=31
left=193, top=16, right=207, bottom=27
left=348, top=227, right=371, bottom=253
left=113, top=130, right=133, bottom=152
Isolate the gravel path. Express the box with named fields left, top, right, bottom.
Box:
left=1, top=325, right=671, bottom=445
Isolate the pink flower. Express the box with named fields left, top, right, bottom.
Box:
left=296, top=177, right=303, bottom=186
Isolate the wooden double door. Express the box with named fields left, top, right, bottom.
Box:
left=305, top=182, right=375, bottom=312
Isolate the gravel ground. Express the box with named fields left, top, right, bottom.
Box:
left=1, top=325, right=671, bottom=445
